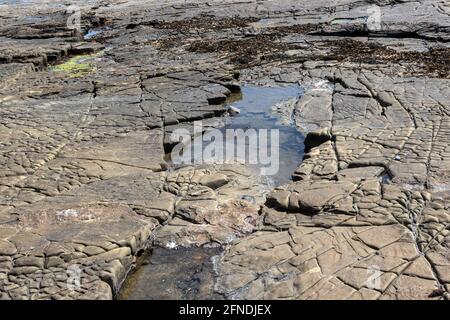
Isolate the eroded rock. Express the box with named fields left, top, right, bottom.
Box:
left=0, top=0, right=449, bottom=301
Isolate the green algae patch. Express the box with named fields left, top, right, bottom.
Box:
left=49, top=52, right=102, bottom=78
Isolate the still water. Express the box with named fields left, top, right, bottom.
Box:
left=170, top=85, right=305, bottom=186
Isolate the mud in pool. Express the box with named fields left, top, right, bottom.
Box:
left=169, top=85, right=306, bottom=186
left=117, top=247, right=223, bottom=300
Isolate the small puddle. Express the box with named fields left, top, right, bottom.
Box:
left=84, top=29, right=103, bottom=40
left=169, top=85, right=305, bottom=186
left=222, top=85, right=305, bottom=185
left=380, top=171, right=392, bottom=184
left=117, top=247, right=222, bottom=300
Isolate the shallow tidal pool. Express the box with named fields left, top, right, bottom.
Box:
left=117, top=247, right=222, bottom=300
left=222, top=85, right=305, bottom=186
left=119, top=85, right=306, bottom=300
left=170, top=85, right=306, bottom=186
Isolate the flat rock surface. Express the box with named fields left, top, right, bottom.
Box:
left=0, top=0, right=449, bottom=300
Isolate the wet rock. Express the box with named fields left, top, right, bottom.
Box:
left=117, top=247, right=223, bottom=300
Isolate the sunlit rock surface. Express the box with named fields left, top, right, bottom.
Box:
left=0, top=0, right=448, bottom=300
